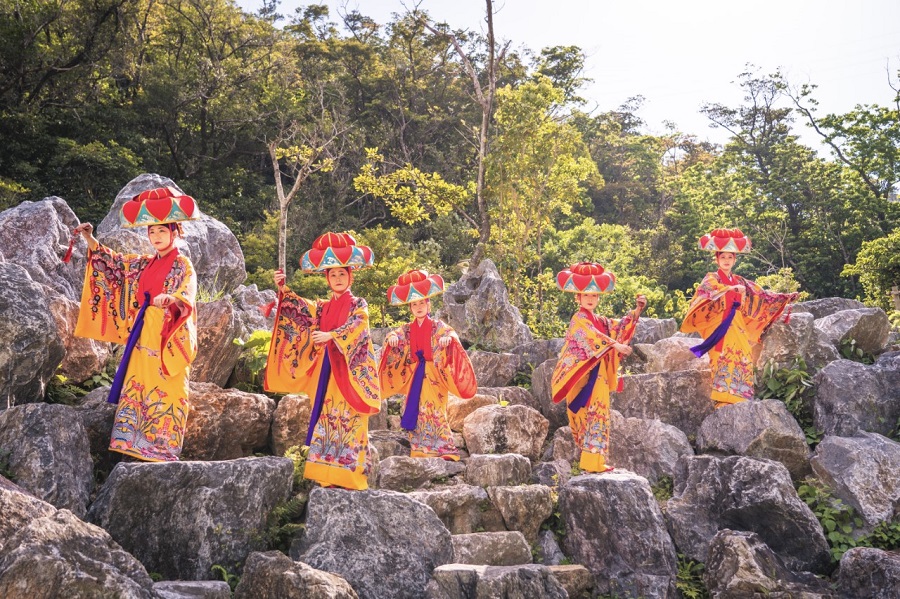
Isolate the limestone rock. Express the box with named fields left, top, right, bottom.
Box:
left=73, top=386, right=117, bottom=456
left=451, top=531, right=532, bottom=566
left=271, top=394, right=312, bottom=456
left=462, top=404, right=548, bottom=461
left=486, top=485, right=553, bottom=543
left=0, top=403, right=92, bottom=517
left=547, top=565, right=595, bottom=599
left=609, top=412, right=694, bottom=484
left=560, top=471, right=678, bottom=598
left=230, top=284, right=277, bottom=336
left=447, top=394, right=497, bottom=432
left=836, top=547, right=900, bottom=599
left=47, top=293, right=110, bottom=384
left=154, top=581, right=233, bottom=599
left=88, top=457, right=293, bottom=580
left=408, top=484, right=506, bottom=534
left=426, top=564, right=567, bottom=599
left=509, top=339, right=565, bottom=375
left=530, top=358, right=569, bottom=433
left=793, top=297, right=867, bottom=320
left=666, top=455, right=830, bottom=573
left=375, top=456, right=466, bottom=491
left=192, top=299, right=243, bottom=387
left=466, top=350, right=519, bottom=387
left=233, top=551, right=358, bottom=599
left=531, top=459, right=573, bottom=489
left=542, top=426, right=580, bottom=465
left=613, top=369, right=715, bottom=437
left=369, top=429, right=411, bottom=460
left=757, top=312, right=816, bottom=370
left=638, top=336, right=710, bottom=373
left=0, top=477, right=56, bottom=552
left=536, top=530, right=567, bottom=566
left=476, top=386, right=540, bottom=412
left=465, top=453, right=531, bottom=487
left=292, top=488, right=453, bottom=599
left=182, top=382, right=275, bottom=461
left=814, top=308, right=891, bottom=355
left=813, top=359, right=900, bottom=437
left=435, top=259, right=532, bottom=352
left=633, top=317, right=678, bottom=345
left=696, top=399, right=811, bottom=480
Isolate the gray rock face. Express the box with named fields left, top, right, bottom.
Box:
left=560, top=472, right=678, bottom=599
left=0, top=504, right=156, bottom=599
left=465, top=453, right=531, bottom=487
left=230, top=284, right=277, bottom=337
left=531, top=459, right=573, bottom=488
left=0, top=197, right=85, bottom=300
left=154, top=580, right=233, bottom=599
left=547, top=565, right=595, bottom=599
left=793, top=297, right=866, bottom=320
left=271, top=394, right=311, bottom=456
left=192, top=299, right=243, bottom=387
left=182, top=383, right=275, bottom=461
left=810, top=433, right=900, bottom=527
left=487, top=485, right=553, bottom=543
left=369, top=429, right=411, bottom=460
left=509, top=339, right=565, bottom=375
left=466, top=350, right=519, bottom=387
left=73, top=386, right=117, bottom=456
left=813, top=359, right=900, bottom=437
left=633, top=318, right=678, bottom=345
left=292, top=488, right=453, bottom=599
left=536, top=530, right=567, bottom=566
left=96, top=173, right=246, bottom=294
left=426, top=564, right=567, bottom=599
left=88, top=457, right=293, bottom=580
left=613, top=370, right=715, bottom=437
left=375, top=456, right=466, bottom=491
left=666, top=455, right=830, bottom=573
left=696, top=399, right=811, bottom=480
left=408, top=485, right=506, bottom=535
left=233, top=551, right=358, bottom=599
left=462, top=404, right=548, bottom=461
left=0, top=263, right=65, bottom=407
left=756, top=312, right=841, bottom=371
left=609, top=412, right=694, bottom=484
left=543, top=426, right=580, bottom=464
left=530, top=358, right=569, bottom=433
left=836, top=547, right=900, bottom=599
left=476, top=386, right=540, bottom=412
left=814, top=308, right=891, bottom=354
left=447, top=394, right=497, bottom=432
left=451, top=531, right=532, bottom=566
left=0, top=403, right=92, bottom=516
left=435, top=259, right=532, bottom=352
left=47, top=293, right=110, bottom=384
left=0, top=477, right=56, bottom=552
left=636, top=336, right=710, bottom=373
left=704, top=530, right=836, bottom=599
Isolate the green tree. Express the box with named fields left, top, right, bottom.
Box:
left=842, top=230, right=900, bottom=310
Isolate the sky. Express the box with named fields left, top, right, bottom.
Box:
left=236, top=0, right=900, bottom=149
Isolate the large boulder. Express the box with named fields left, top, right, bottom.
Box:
left=0, top=403, right=92, bottom=517
left=542, top=426, right=580, bottom=464
left=810, top=432, right=900, bottom=527
left=462, top=404, right=548, bottom=461
left=96, top=174, right=246, bottom=294
left=531, top=459, right=573, bottom=489
left=665, top=455, right=830, bottom=573
left=426, top=564, right=567, bottom=598
left=271, top=394, right=312, bottom=456
left=696, top=399, right=811, bottom=480
left=230, top=284, right=277, bottom=337
left=756, top=312, right=818, bottom=370
left=560, top=472, right=678, bottom=598
left=476, top=386, right=540, bottom=412
left=182, top=383, right=275, bottom=461
left=0, top=263, right=65, bottom=406
left=192, top=299, right=243, bottom=387
left=369, top=429, right=411, bottom=460
left=435, top=259, right=532, bottom=352
left=509, top=338, right=564, bottom=375
left=813, top=359, right=900, bottom=437
left=47, top=292, right=110, bottom=384
left=447, top=394, right=497, bottom=432
left=613, top=370, right=715, bottom=437
left=291, top=488, right=453, bottom=599
left=793, top=297, right=866, bottom=319
left=0, top=477, right=57, bottom=551
left=527, top=358, right=569, bottom=433
left=814, top=308, right=891, bottom=355
left=153, top=581, right=232, bottom=599
left=87, top=457, right=293, bottom=580
left=632, top=318, right=678, bottom=345
left=636, top=336, right=709, bottom=373
left=451, top=531, right=532, bottom=566
left=73, top=386, right=117, bottom=456
left=466, top=350, right=519, bottom=387
left=836, top=547, right=900, bottom=599
left=609, top=412, right=694, bottom=484
left=408, top=485, right=506, bottom=535
left=375, top=456, right=466, bottom=491
left=465, top=453, right=531, bottom=487
left=486, top=485, right=553, bottom=543
left=233, top=551, right=358, bottom=599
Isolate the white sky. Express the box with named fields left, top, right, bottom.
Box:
left=237, top=0, right=900, bottom=150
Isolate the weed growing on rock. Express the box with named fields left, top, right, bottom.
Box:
left=756, top=357, right=821, bottom=447
left=264, top=495, right=308, bottom=553
left=676, top=553, right=709, bottom=599
left=651, top=476, right=674, bottom=502
left=797, top=478, right=863, bottom=562
left=231, top=330, right=272, bottom=392
left=839, top=338, right=875, bottom=365
left=210, top=564, right=240, bottom=592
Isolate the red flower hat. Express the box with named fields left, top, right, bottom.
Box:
left=301, top=232, right=374, bottom=273
left=698, top=228, right=751, bottom=253
left=556, top=262, right=616, bottom=294
left=387, top=269, right=445, bottom=305
left=120, top=186, right=198, bottom=228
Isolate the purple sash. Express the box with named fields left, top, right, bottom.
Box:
left=306, top=349, right=332, bottom=446
left=691, top=301, right=740, bottom=357
left=106, top=292, right=151, bottom=404
left=401, top=350, right=427, bottom=430
left=570, top=361, right=600, bottom=414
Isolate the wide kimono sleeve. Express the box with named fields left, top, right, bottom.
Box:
left=264, top=288, right=320, bottom=394
left=327, top=297, right=382, bottom=414
left=160, top=255, right=198, bottom=377
left=432, top=320, right=477, bottom=400
left=739, top=277, right=796, bottom=344
left=680, top=272, right=732, bottom=337
left=378, top=324, right=413, bottom=397
left=74, top=244, right=147, bottom=344
left=551, top=312, right=617, bottom=404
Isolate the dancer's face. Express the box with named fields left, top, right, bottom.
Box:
left=148, top=225, right=174, bottom=254
left=326, top=267, right=351, bottom=294
left=715, top=252, right=736, bottom=273
left=409, top=298, right=430, bottom=320
left=577, top=292, right=600, bottom=312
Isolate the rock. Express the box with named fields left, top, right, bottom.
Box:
left=0, top=197, right=85, bottom=300
left=756, top=312, right=815, bottom=370
left=666, top=455, right=830, bottom=573
left=536, top=530, right=567, bottom=566
left=609, top=412, right=694, bottom=484
left=0, top=263, right=65, bottom=406
left=462, top=404, right=548, bottom=461
left=368, top=399, right=389, bottom=432
left=0, top=403, right=92, bottom=517
left=633, top=317, right=678, bottom=345
left=638, top=336, right=710, bottom=373
left=369, top=430, right=411, bottom=460
left=87, top=457, right=293, bottom=580
left=704, top=529, right=836, bottom=599
left=192, top=299, right=243, bottom=387
left=0, top=477, right=56, bottom=552
left=793, top=297, right=867, bottom=320
left=233, top=551, right=358, bottom=599
left=814, top=308, right=891, bottom=355
left=426, top=564, right=567, bottom=599
left=435, top=259, right=532, bottom=352
left=47, top=293, right=110, bottom=384
left=810, top=432, right=900, bottom=527
left=447, top=394, right=497, bottom=432
left=560, top=472, right=677, bottom=598
left=96, top=174, right=247, bottom=294
left=154, top=580, right=233, bottom=599
left=230, top=284, right=277, bottom=336
left=509, top=339, right=565, bottom=374
left=530, top=358, right=569, bottom=433
left=813, top=359, right=900, bottom=438
left=696, top=400, right=811, bottom=480
left=531, top=459, right=573, bottom=488
left=182, top=383, right=275, bottom=461
left=486, top=485, right=553, bottom=543
left=466, top=350, right=519, bottom=387
left=375, top=456, right=466, bottom=491
left=292, top=488, right=453, bottom=599
left=270, top=394, right=312, bottom=456
left=543, top=426, right=581, bottom=464
left=613, top=369, right=715, bottom=437
left=836, top=547, right=900, bottom=599
left=476, top=386, right=540, bottom=412
left=465, top=453, right=531, bottom=487
left=408, top=484, right=506, bottom=534
left=451, top=531, right=533, bottom=566
left=73, top=386, right=117, bottom=456
left=547, top=565, right=595, bottom=598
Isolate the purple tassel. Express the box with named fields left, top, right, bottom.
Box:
left=691, top=301, right=740, bottom=358
left=401, top=350, right=426, bottom=431
left=570, top=362, right=600, bottom=414
left=306, top=350, right=332, bottom=446
left=106, top=292, right=152, bottom=404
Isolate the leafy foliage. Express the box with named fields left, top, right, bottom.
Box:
left=755, top=358, right=820, bottom=446
left=232, top=330, right=273, bottom=392
left=210, top=564, right=240, bottom=592
left=839, top=338, right=876, bottom=365
left=651, top=475, right=674, bottom=502
left=797, top=478, right=864, bottom=563
left=676, top=554, right=709, bottom=599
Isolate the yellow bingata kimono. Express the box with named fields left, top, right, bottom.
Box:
left=265, top=290, right=381, bottom=490
left=75, top=245, right=197, bottom=462
left=379, top=318, right=477, bottom=460
left=551, top=308, right=639, bottom=473
left=681, top=271, right=795, bottom=406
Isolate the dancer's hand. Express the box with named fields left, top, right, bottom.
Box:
left=311, top=330, right=332, bottom=345
left=635, top=294, right=647, bottom=314
left=731, top=285, right=746, bottom=297
left=385, top=332, right=399, bottom=347
left=153, top=293, right=178, bottom=309
left=439, top=332, right=459, bottom=348
left=73, top=223, right=98, bottom=251
left=613, top=342, right=633, bottom=356
left=274, top=269, right=286, bottom=288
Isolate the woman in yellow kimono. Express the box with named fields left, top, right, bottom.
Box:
left=265, top=232, right=381, bottom=490
left=681, top=229, right=797, bottom=408
left=74, top=186, right=198, bottom=462
left=379, top=270, right=477, bottom=461
left=551, top=263, right=646, bottom=473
